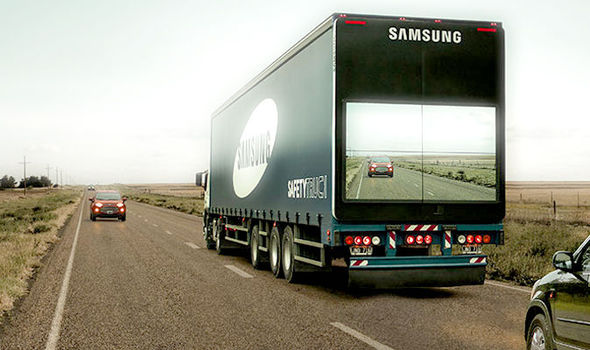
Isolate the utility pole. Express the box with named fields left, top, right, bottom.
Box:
left=60, top=170, right=63, bottom=188
left=46, top=164, right=53, bottom=188
left=55, top=167, right=59, bottom=188
left=18, top=156, right=31, bottom=195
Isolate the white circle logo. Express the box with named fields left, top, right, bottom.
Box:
left=232, top=98, right=278, bottom=198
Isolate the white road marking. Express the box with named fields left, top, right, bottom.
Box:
left=144, top=219, right=148, bottom=223
left=224, top=264, right=253, bottom=278
left=427, top=191, right=434, bottom=196
left=356, top=164, right=365, bottom=199
left=152, top=223, right=159, bottom=227
left=485, top=280, right=531, bottom=294
left=45, top=197, right=84, bottom=350
left=165, top=230, right=173, bottom=235
left=184, top=242, right=200, bottom=249
left=414, top=183, right=419, bottom=187
left=331, top=322, right=394, bottom=350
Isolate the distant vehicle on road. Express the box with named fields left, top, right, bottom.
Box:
left=89, top=190, right=127, bottom=222
left=525, top=234, right=590, bottom=350
left=368, top=157, right=393, bottom=177
left=88, top=185, right=95, bottom=191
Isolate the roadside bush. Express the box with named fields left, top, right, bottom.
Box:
left=31, top=224, right=52, bottom=234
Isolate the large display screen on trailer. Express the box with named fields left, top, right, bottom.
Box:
left=345, top=102, right=496, bottom=201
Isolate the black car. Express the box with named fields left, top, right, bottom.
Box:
left=525, top=234, right=590, bottom=349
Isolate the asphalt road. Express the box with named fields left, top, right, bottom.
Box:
left=348, top=162, right=496, bottom=201
left=0, top=192, right=528, bottom=349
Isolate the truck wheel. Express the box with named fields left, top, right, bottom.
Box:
left=269, top=226, right=282, bottom=278
left=204, top=223, right=215, bottom=250
left=250, top=225, right=267, bottom=269
left=282, top=226, right=300, bottom=283
left=527, top=313, right=553, bottom=350
left=215, top=220, right=226, bottom=255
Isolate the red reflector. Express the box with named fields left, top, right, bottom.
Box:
left=406, top=235, right=415, bottom=245
left=416, top=235, right=424, bottom=245
left=434, top=19, right=442, bottom=23
left=339, top=14, right=347, bottom=18
left=345, top=236, right=354, bottom=245
left=483, top=235, right=491, bottom=244
left=424, top=235, right=432, bottom=245
left=345, top=20, right=366, bottom=25
left=475, top=235, right=483, bottom=244
left=477, top=28, right=497, bottom=32
left=362, top=236, right=371, bottom=246
left=327, top=230, right=330, bottom=236
left=354, top=236, right=362, bottom=245
left=466, top=235, right=474, bottom=244
left=399, top=17, right=406, bottom=21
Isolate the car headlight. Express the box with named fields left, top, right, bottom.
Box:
left=95, top=203, right=103, bottom=208
left=531, top=279, right=541, bottom=300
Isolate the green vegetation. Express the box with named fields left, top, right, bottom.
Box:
left=395, top=159, right=496, bottom=188
left=122, top=190, right=204, bottom=216
left=484, top=220, right=588, bottom=286
left=0, top=189, right=81, bottom=319
left=345, top=157, right=364, bottom=192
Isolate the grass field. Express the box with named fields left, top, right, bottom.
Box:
left=0, top=188, right=81, bottom=320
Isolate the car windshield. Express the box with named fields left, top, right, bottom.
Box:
left=95, top=192, right=121, bottom=201
left=371, top=157, right=390, bottom=163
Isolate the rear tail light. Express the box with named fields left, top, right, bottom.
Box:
left=371, top=236, right=381, bottom=245
left=475, top=235, right=483, bottom=244
left=483, top=235, right=491, bottom=244
left=406, top=235, right=415, bottom=245
left=362, top=236, right=371, bottom=246
left=466, top=235, right=474, bottom=244
left=424, top=235, right=432, bottom=245
left=416, top=235, right=424, bottom=245
left=354, top=236, right=362, bottom=245
left=345, top=236, right=354, bottom=245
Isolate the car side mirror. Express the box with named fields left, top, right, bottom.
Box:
left=553, top=251, right=574, bottom=272
left=122, top=197, right=127, bottom=202
left=89, top=198, right=94, bottom=202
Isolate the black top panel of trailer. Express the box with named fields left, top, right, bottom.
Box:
left=334, top=16, right=505, bottom=223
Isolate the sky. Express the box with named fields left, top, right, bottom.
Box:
left=1, top=0, right=589, bottom=184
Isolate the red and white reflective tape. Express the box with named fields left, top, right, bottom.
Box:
left=351, top=259, right=369, bottom=267
left=404, top=224, right=439, bottom=231
left=444, top=231, right=452, bottom=249
left=469, top=257, right=486, bottom=264
left=389, top=232, right=396, bottom=249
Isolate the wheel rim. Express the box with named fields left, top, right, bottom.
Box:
left=271, top=234, right=279, bottom=268
left=530, top=326, right=545, bottom=350
left=251, top=231, right=258, bottom=263
left=283, top=236, right=291, bottom=272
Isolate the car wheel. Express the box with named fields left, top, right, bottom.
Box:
left=120, top=214, right=126, bottom=222
left=527, top=313, right=553, bottom=350
left=282, top=225, right=300, bottom=283
left=367, top=173, right=372, bottom=177
left=90, top=214, right=96, bottom=221
left=269, top=226, right=282, bottom=278
left=250, top=225, right=267, bottom=269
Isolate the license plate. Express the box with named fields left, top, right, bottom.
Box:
left=462, top=244, right=482, bottom=254
left=350, top=246, right=373, bottom=256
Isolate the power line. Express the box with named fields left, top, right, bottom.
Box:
left=18, top=156, right=32, bottom=195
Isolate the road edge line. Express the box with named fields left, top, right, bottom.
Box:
left=331, top=322, right=394, bottom=350
left=44, top=195, right=85, bottom=350
left=485, top=280, right=531, bottom=294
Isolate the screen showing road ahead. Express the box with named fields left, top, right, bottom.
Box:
left=345, top=102, right=496, bottom=201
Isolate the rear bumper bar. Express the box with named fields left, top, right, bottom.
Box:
left=348, top=255, right=486, bottom=288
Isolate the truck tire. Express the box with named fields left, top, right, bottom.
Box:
left=250, top=225, right=267, bottom=269
left=269, top=226, right=282, bottom=278
left=282, top=226, right=300, bottom=283
left=214, top=220, right=226, bottom=255
left=526, top=313, right=553, bottom=350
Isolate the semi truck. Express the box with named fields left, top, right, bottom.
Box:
left=196, top=13, right=505, bottom=288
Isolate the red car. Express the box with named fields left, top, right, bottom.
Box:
left=89, top=190, right=127, bottom=221
left=368, top=157, right=393, bottom=177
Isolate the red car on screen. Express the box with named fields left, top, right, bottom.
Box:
left=368, top=157, right=393, bottom=177
left=89, top=190, right=127, bottom=221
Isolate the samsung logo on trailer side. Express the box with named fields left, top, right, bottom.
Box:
left=388, top=27, right=462, bottom=44
left=232, top=99, right=278, bottom=198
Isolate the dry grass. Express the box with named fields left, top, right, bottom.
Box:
left=116, top=184, right=204, bottom=216
left=0, top=189, right=82, bottom=320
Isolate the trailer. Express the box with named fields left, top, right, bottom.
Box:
left=196, top=13, right=505, bottom=287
